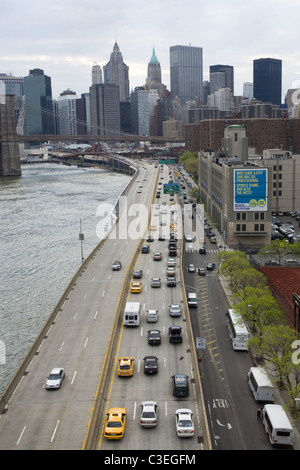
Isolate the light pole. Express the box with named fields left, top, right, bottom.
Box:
left=79, top=219, right=84, bottom=263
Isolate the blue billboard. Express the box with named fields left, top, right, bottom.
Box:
left=233, top=169, right=268, bottom=212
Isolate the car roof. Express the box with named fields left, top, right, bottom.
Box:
left=50, top=367, right=63, bottom=374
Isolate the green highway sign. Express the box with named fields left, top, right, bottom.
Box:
left=163, top=183, right=179, bottom=194
left=159, top=159, right=175, bottom=165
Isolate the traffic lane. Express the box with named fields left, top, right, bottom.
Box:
left=0, top=168, right=158, bottom=450
left=100, top=257, right=200, bottom=448
left=192, top=259, right=272, bottom=449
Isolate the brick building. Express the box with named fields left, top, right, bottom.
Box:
left=185, top=118, right=300, bottom=155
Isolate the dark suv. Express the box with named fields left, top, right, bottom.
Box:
left=143, top=356, right=159, bottom=374
left=172, top=374, right=189, bottom=397
left=169, top=326, right=182, bottom=343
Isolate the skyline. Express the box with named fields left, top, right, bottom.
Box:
left=0, top=0, right=299, bottom=102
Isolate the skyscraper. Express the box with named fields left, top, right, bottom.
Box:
left=170, top=45, right=203, bottom=105
left=92, top=63, right=102, bottom=85
left=253, top=58, right=282, bottom=106
left=103, top=42, right=129, bottom=102
left=24, top=68, right=55, bottom=135
left=147, top=48, right=161, bottom=84
left=57, top=89, right=78, bottom=135
left=90, top=83, right=120, bottom=136
left=130, top=87, right=150, bottom=136
left=209, top=65, right=234, bottom=95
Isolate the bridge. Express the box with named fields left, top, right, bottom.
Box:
left=0, top=95, right=184, bottom=176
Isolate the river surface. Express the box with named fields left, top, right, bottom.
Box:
left=0, top=163, right=131, bottom=395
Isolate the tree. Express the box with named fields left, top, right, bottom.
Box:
left=218, top=251, right=249, bottom=287
left=249, top=325, right=298, bottom=387
left=231, top=268, right=267, bottom=299
left=234, top=286, right=285, bottom=336
left=258, top=239, right=292, bottom=264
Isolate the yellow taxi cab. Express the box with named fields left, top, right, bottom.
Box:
left=104, top=408, right=126, bottom=439
left=149, top=225, right=157, bottom=231
left=130, top=281, right=142, bottom=293
left=118, top=357, right=134, bottom=377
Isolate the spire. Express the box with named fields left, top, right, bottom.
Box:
left=149, top=47, right=160, bottom=65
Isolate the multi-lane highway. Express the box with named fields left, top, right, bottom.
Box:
left=0, top=161, right=209, bottom=451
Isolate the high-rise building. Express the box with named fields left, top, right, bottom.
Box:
left=0, top=74, right=24, bottom=128
left=170, top=45, right=203, bottom=105
left=24, top=68, right=55, bottom=135
left=92, top=63, right=102, bottom=85
left=147, top=48, right=161, bottom=84
left=253, top=58, right=282, bottom=106
left=103, top=42, right=129, bottom=102
left=90, top=83, right=120, bottom=136
left=130, top=87, right=150, bottom=136
left=57, top=89, right=78, bottom=135
left=210, top=65, right=234, bottom=95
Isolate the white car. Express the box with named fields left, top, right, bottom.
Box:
left=175, top=408, right=195, bottom=437
left=45, top=367, right=65, bottom=389
left=169, top=304, right=181, bottom=317
left=188, top=264, right=195, bottom=273
left=140, top=401, right=158, bottom=427
left=167, top=258, right=176, bottom=267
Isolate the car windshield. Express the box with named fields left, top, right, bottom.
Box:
left=48, top=373, right=60, bottom=380
left=178, top=419, right=192, bottom=428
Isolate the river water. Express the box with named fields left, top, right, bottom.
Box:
left=0, top=163, right=131, bottom=396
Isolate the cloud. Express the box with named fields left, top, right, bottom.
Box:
left=0, top=0, right=299, bottom=98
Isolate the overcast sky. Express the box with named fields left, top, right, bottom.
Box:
left=1, top=0, right=299, bottom=101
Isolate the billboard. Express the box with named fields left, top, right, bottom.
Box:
left=233, top=169, right=268, bottom=212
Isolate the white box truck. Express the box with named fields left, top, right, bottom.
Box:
left=124, top=302, right=141, bottom=326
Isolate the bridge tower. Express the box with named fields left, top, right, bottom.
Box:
left=0, top=94, right=21, bottom=176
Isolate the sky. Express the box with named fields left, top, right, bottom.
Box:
left=1, top=0, right=300, bottom=102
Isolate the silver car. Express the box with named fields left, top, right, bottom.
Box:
left=140, top=401, right=158, bottom=427
left=45, top=367, right=65, bottom=390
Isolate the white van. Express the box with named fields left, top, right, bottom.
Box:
left=247, top=367, right=274, bottom=402
left=187, top=292, right=197, bottom=308
left=123, top=302, right=141, bottom=326
left=262, top=404, right=294, bottom=447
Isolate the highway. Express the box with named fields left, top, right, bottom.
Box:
left=0, top=161, right=209, bottom=451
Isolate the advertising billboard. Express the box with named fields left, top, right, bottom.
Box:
left=233, top=169, right=268, bottom=212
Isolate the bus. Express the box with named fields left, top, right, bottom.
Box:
left=247, top=367, right=274, bottom=402
left=262, top=404, right=294, bottom=447
left=226, top=309, right=250, bottom=351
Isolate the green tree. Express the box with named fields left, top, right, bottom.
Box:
left=258, top=239, right=292, bottom=264
left=249, top=325, right=298, bottom=387
left=231, top=268, right=267, bottom=299
left=234, top=286, right=284, bottom=336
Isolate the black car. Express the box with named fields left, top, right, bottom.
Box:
left=172, top=374, right=189, bottom=397
left=143, top=356, right=158, bottom=374
left=147, top=235, right=154, bottom=242
left=147, top=329, right=161, bottom=345
left=199, top=247, right=206, bottom=254
left=167, top=277, right=176, bottom=287
left=141, top=245, right=150, bottom=253
left=169, top=248, right=177, bottom=257
left=168, top=326, right=182, bottom=343
left=133, top=269, right=143, bottom=278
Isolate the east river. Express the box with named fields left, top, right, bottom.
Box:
left=0, top=163, right=132, bottom=395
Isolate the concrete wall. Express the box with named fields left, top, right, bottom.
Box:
left=0, top=94, right=21, bottom=176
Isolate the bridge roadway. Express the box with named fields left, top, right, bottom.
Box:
left=0, top=161, right=210, bottom=451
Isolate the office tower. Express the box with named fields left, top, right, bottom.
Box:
left=130, top=87, right=150, bottom=136
left=90, top=83, right=120, bottom=136
left=57, top=89, right=78, bottom=135
left=170, top=45, right=203, bottom=105
left=92, top=63, right=102, bottom=85
left=243, top=82, right=253, bottom=99
left=24, top=68, right=55, bottom=135
left=253, top=58, right=282, bottom=105
left=103, top=42, right=129, bottom=102
left=147, top=48, right=161, bottom=84
left=210, top=65, right=234, bottom=95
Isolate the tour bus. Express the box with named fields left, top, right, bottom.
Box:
left=123, top=302, right=141, bottom=326
left=247, top=367, right=275, bottom=402
left=262, top=404, right=294, bottom=447
left=226, top=309, right=250, bottom=351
